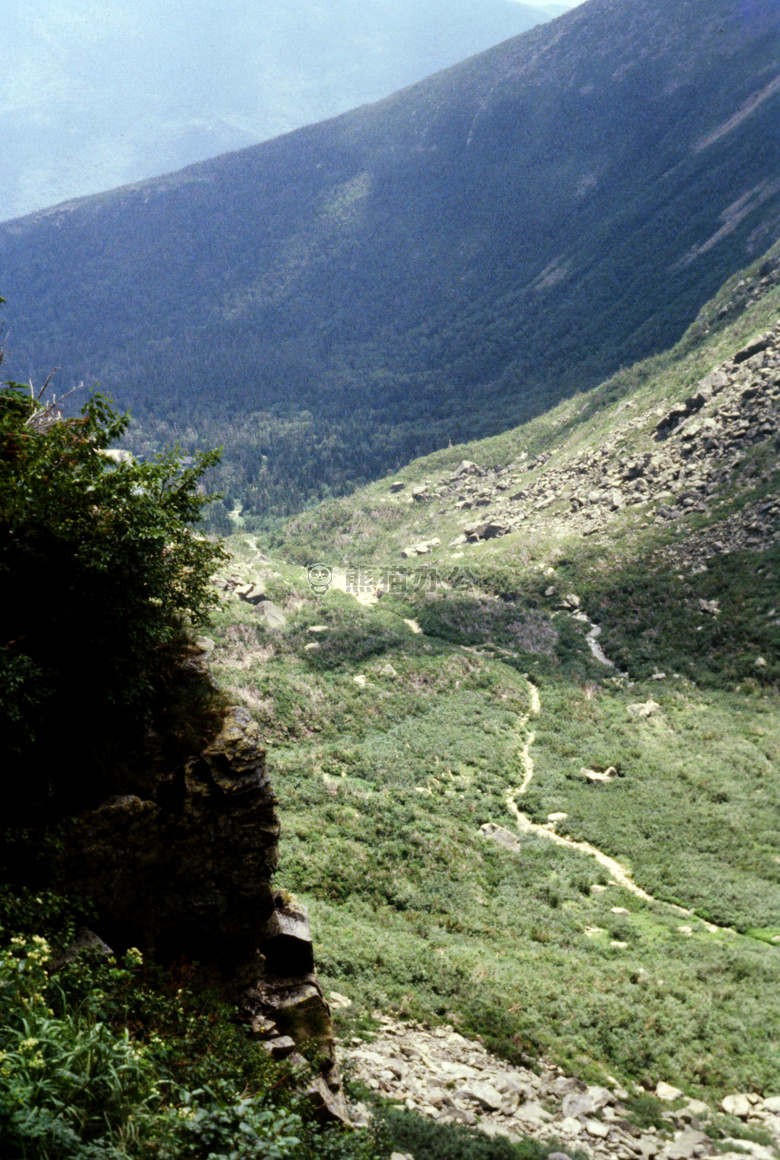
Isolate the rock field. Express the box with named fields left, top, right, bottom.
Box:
left=342, top=1017, right=780, bottom=1160
left=396, top=322, right=780, bottom=565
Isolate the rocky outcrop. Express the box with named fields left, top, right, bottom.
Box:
left=57, top=703, right=345, bottom=1120
left=59, top=707, right=280, bottom=965
left=212, top=569, right=287, bottom=626
left=400, top=538, right=441, bottom=558
left=464, top=520, right=513, bottom=543
left=345, top=1018, right=780, bottom=1160
left=380, top=322, right=780, bottom=567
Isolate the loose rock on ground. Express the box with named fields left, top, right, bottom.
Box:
left=342, top=1018, right=780, bottom=1160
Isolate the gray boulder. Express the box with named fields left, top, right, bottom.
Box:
left=465, top=520, right=511, bottom=542
left=257, top=601, right=287, bottom=628
left=461, top=1080, right=504, bottom=1111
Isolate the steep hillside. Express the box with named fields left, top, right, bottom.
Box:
left=3, top=0, right=780, bottom=520
left=0, top=0, right=569, bottom=223
left=280, top=236, right=780, bottom=606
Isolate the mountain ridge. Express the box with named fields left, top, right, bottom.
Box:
left=0, top=0, right=576, bottom=224
left=2, top=0, right=780, bottom=521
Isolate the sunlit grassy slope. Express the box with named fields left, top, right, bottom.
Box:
left=205, top=251, right=780, bottom=1098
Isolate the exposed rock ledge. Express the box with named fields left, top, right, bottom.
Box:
left=57, top=705, right=348, bottom=1122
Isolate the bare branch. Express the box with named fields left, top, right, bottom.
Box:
left=35, top=369, right=59, bottom=401
left=24, top=376, right=84, bottom=430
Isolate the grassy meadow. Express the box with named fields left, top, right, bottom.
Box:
left=207, top=536, right=780, bottom=1100
left=205, top=269, right=780, bottom=1101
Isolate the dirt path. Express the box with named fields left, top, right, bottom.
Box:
left=505, top=679, right=720, bottom=920
left=513, top=682, right=539, bottom=795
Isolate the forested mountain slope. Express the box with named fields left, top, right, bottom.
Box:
left=0, top=0, right=570, bottom=223
left=2, top=0, right=780, bottom=520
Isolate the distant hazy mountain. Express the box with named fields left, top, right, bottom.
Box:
left=2, top=0, right=779, bottom=520
left=0, top=0, right=575, bottom=223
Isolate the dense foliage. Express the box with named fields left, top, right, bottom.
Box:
left=2, top=0, right=779, bottom=524
left=0, top=382, right=227, bottom=811
left=0, top=884, right=389, bottom=1160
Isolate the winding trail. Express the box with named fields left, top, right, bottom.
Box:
left=505, top=678, right=722, bottom=925
left=513, top=681, right=539, bottom=795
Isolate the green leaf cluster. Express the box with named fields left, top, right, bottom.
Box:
left=0, top=383, right=227, bottom=806
left=0, top=932, right=156, bottom=1159
left=0, top=893, right=390, bottom=1160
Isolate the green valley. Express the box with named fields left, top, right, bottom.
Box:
left=2, top=0, right=779, bottom=523
left=2, top=0, right=780, bottom=1155
left=201, top=243, right=780, bottom=1116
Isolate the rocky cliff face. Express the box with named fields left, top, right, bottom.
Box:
left=58, top=702, right=348, bottom=1120
left=60, top=708, right=279, bottom=965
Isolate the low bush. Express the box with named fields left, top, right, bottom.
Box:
left=0, top=886, right=389, bottom=1160
left=379, top=1106, right=571, bottom=1160
left=0, top=385, right=228, bottom=815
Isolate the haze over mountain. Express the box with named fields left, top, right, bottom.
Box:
left=0, top=0, right=575, bottom=223
left=2, top=0, right=779, bottom=522
left=2, top=5, right=780, bottom=1142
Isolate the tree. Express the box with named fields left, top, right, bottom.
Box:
left=0, top=380, right=228, bottom=813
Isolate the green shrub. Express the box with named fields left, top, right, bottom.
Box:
left=155, top=1094, right=303, bottom=1160
left=379, top=1106, right=566, bottom=1160
left=0, top=934, right=156, bottom=1159
left=620, top=1093, right=671, bottom=1131
left=0, top=385, right=227, bottom=812
left=0, top=893, right=389, bottom=1160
